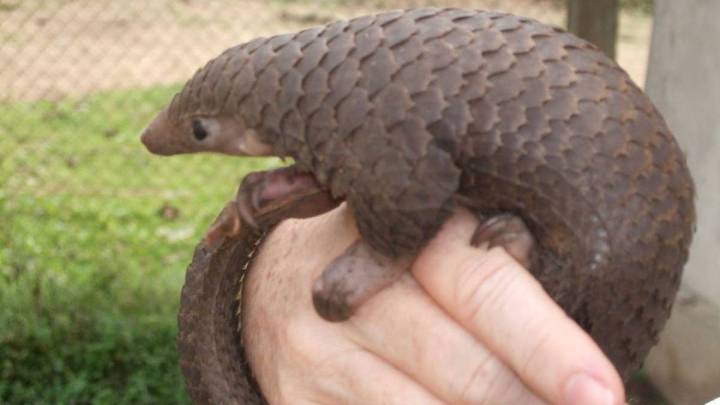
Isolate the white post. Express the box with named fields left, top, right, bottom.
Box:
left=644, top=1, right=720, bottom=403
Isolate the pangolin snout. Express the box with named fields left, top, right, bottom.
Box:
left=140, top=126, right=172, bottom=156
left=140, top=109, right=181, bottom=156
left=140, top=126, right=156, bottom=151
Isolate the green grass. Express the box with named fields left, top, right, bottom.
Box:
left=0, top=86, right=280, bottom=403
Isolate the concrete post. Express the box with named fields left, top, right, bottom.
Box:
left=644, top=0, right=720, bottom=403
left=567, top=0, right=619, bottom=59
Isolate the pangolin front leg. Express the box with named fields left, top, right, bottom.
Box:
left=312, top=240, right=411, bottom=322
left=204, top=165, right=340, bottom=248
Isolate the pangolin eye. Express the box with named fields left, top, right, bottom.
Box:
left=192, top=119, right=208, bottom=141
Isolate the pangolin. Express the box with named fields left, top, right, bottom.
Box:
left=140, top=8, right=695, bottom=404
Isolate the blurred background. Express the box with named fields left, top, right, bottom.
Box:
left=3, top=0, right=717, bottom=404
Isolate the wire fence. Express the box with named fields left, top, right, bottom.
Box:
left=0, top=0, right=566, bottom=101
left=2, top=0, right=331, bottom=102
left=0, top=0, right=563, bottom=104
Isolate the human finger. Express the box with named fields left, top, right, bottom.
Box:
left=346, top=273, right=546, bottom=405
left=282, top=320, right=445, bottom=405
left=413, top=208, right=625, bottom=405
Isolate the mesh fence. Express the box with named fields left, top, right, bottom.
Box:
left=1, top=0, right=565, bottom=101
left=2, top=0, right=342, bottom=102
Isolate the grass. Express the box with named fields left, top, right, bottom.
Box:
left=0, top=85, right=280, bottom=403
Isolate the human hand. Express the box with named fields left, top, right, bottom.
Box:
left=241, top=205, right=625, bottom=404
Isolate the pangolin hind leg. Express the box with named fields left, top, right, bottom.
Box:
left=470, top=213, right=536, bottom=269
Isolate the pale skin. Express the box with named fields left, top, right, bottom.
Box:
left=242, top=205, right=626, bottom=405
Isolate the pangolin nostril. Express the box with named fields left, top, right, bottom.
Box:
left=140, top=128, right=152, bottom=148
left=140, top=128, right=164, bottom=154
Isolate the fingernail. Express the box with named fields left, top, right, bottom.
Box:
left=564, top=373, right=615, bottom=405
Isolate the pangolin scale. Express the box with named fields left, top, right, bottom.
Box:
left=170, top=8, right=695, bottom=403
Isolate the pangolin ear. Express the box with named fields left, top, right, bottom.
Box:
left=234, top=128, right=274, bottom=156
left=202, top=116, right=274, bottom=156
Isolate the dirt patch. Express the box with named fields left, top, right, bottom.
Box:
left=0, top=0, right=650, bottom=101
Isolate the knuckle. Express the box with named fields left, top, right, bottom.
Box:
left=518, top=314, right=568, bottom=377
left=284, top=318, right=362, bottom=375
left=284, top=318, right=323, bottom=363
left=457, top=356, right=532, bottom=405
left=455, top=354, right=497, bottom=404
left=274, top=386, right=327, bottom=405
left=457, top=356, right=522, bottom=404
left=455, top=251, right=519, bottom=325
